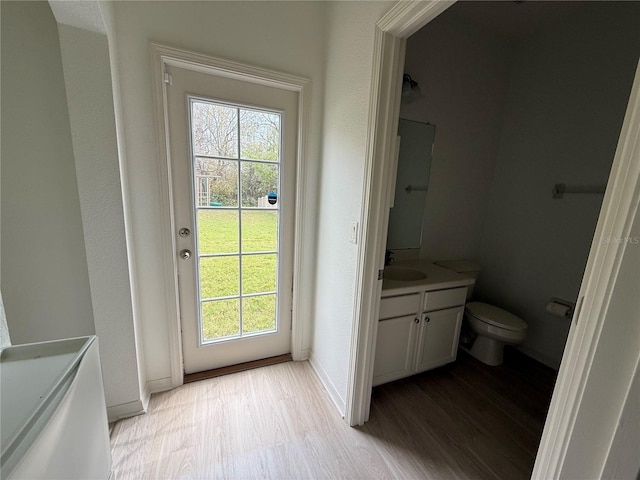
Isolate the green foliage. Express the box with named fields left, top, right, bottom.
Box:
left=241, top=163, right=278, bottom=207
left=191, top=101, right=281, bottom=209
left=201, top=296, right=276, bottom=340
left=197, top=210, right=238, bottom=254
left=197, top=210, right=278, bottom=340
left=202, top=299, right=240, bottom=339
left=242, top=295, right=276, bottom=334
left=240, top=109, right=280, bottom=161
left=190, top=101, right=281, bottom=340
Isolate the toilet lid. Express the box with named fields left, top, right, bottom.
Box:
left=465, top=302, right=527, bottom=331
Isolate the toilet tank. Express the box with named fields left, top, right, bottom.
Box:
left=434, top=260, right=481, bottom=299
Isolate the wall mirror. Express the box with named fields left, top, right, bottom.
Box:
left=386, top=119, right=435, bottom=249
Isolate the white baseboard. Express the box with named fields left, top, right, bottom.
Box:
left=107, top=378, right=175, bottom=423
left=293, top=348, right=310, bottom=361
left=308, top=351, right=346, bottom=417
left=146, top=376, right=175, bottom=395
left=107, top=399, right=146, bottom=423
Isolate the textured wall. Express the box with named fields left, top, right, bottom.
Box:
left=477, top=2, right=640, bottom=368
left=57, top=22, right=142, bottom=414
left=401, top=11, right=513, bottom=261
left=311, top=0, right=393, bottom=412
left=1, top=1, right=94, bottom=343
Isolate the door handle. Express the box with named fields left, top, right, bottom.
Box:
left=179, top=249, right=192, bottom=260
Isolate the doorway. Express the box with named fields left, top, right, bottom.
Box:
left=349, top=1, right=640, bottom=478
left=165, top=65, right=296, bottom=374
left=153, top=45, right=309, bottom=377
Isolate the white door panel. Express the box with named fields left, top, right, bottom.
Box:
left=165, top=65, right=296, bottom=374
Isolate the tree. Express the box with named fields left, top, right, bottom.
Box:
left=190, top=101, right=281, bottom=207
left=241, top=163, right=278, bottom=207
left=191, top=101, right=237, bottom=157
left=240, top=110, right=280, bottom=161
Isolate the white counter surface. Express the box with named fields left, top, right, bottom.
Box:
left=382, top=260, right=474, bottom=296
left=1, top=336, right=111, bottom=479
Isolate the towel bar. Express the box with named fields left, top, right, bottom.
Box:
left=552, top=183, right=606, bottom=199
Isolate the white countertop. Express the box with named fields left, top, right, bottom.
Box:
left=382, top=260, right=474, bottom=296
left=1, top=337, right=94, bottom=471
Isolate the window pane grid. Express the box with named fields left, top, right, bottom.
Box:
left=196, top=153, right=280, bottom=167
left=200, top=250, right=277, bottom=259
left=200, top=291, right=277, bottom=303
left=201, top=294, right=240, bottom=303
left=190, top=98, right=281, bottom=342
left=197, top=206, right=277, bottom=212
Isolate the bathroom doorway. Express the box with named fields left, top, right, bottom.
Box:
left=350, top=1, right=640, bottom=477
left=387, top=1, right=638, bottom=369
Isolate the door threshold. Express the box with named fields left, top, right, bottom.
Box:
left=184, top=354, right=293, bottom=384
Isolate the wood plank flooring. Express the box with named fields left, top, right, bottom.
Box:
left=110, top=349, right=556, bottom=479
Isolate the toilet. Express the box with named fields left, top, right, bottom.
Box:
left=434, top=260, right=528, bottom=366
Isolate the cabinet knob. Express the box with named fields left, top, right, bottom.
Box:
left=414, top=317, right=420, bottom=324
left=425, top=316, right=430, bottom=323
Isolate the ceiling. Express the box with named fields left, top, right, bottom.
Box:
left=447, top=1, right=584, bottom=41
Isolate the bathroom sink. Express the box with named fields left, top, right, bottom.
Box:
left=384, top=266, right=427, bottom=281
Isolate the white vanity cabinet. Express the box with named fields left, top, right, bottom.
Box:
left=373, top=286, right=467, bottom=387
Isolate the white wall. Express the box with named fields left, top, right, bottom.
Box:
left=109, top=1, right=327, bottom=387
left=400, top=11, right=513, bottom=261
left=476, top=2, right=640, bottom=368
left=55, top=19, right=144, bottom=417
left=0, top=1, right=95, bottom=343
left=310, top=0, right=393, bottom=414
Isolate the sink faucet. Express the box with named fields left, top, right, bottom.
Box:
left=385, top=249, right=395, bottom=266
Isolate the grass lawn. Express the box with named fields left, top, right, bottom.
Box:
left=197, top=209, right=279, bottom=340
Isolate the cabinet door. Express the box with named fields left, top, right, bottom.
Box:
left=414, top=306, right=464, bottom=373
left=372, top=315, right=418, bottom=386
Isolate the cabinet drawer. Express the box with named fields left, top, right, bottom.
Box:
left=423, top=287, right=467, bottom=312
left=379, top=293, right=421, bottom=319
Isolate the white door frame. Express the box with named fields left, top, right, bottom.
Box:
left=150, top=44, right=309, bottom=387
left=345, top=0, right=454, bottom=427
left=348, top=3, right=640, bottom=479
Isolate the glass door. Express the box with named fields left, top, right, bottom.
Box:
left=164, top=63, right=296, bottom=374
left=190, top=99, right=282, bottom=343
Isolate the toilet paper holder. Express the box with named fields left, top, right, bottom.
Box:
left=546, top=297, right=576, bottom=319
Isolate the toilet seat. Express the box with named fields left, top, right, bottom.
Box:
left=465, top=302, right=527, bottom=331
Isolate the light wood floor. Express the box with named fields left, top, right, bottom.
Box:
left=110, top=349, right=556, bottom=479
